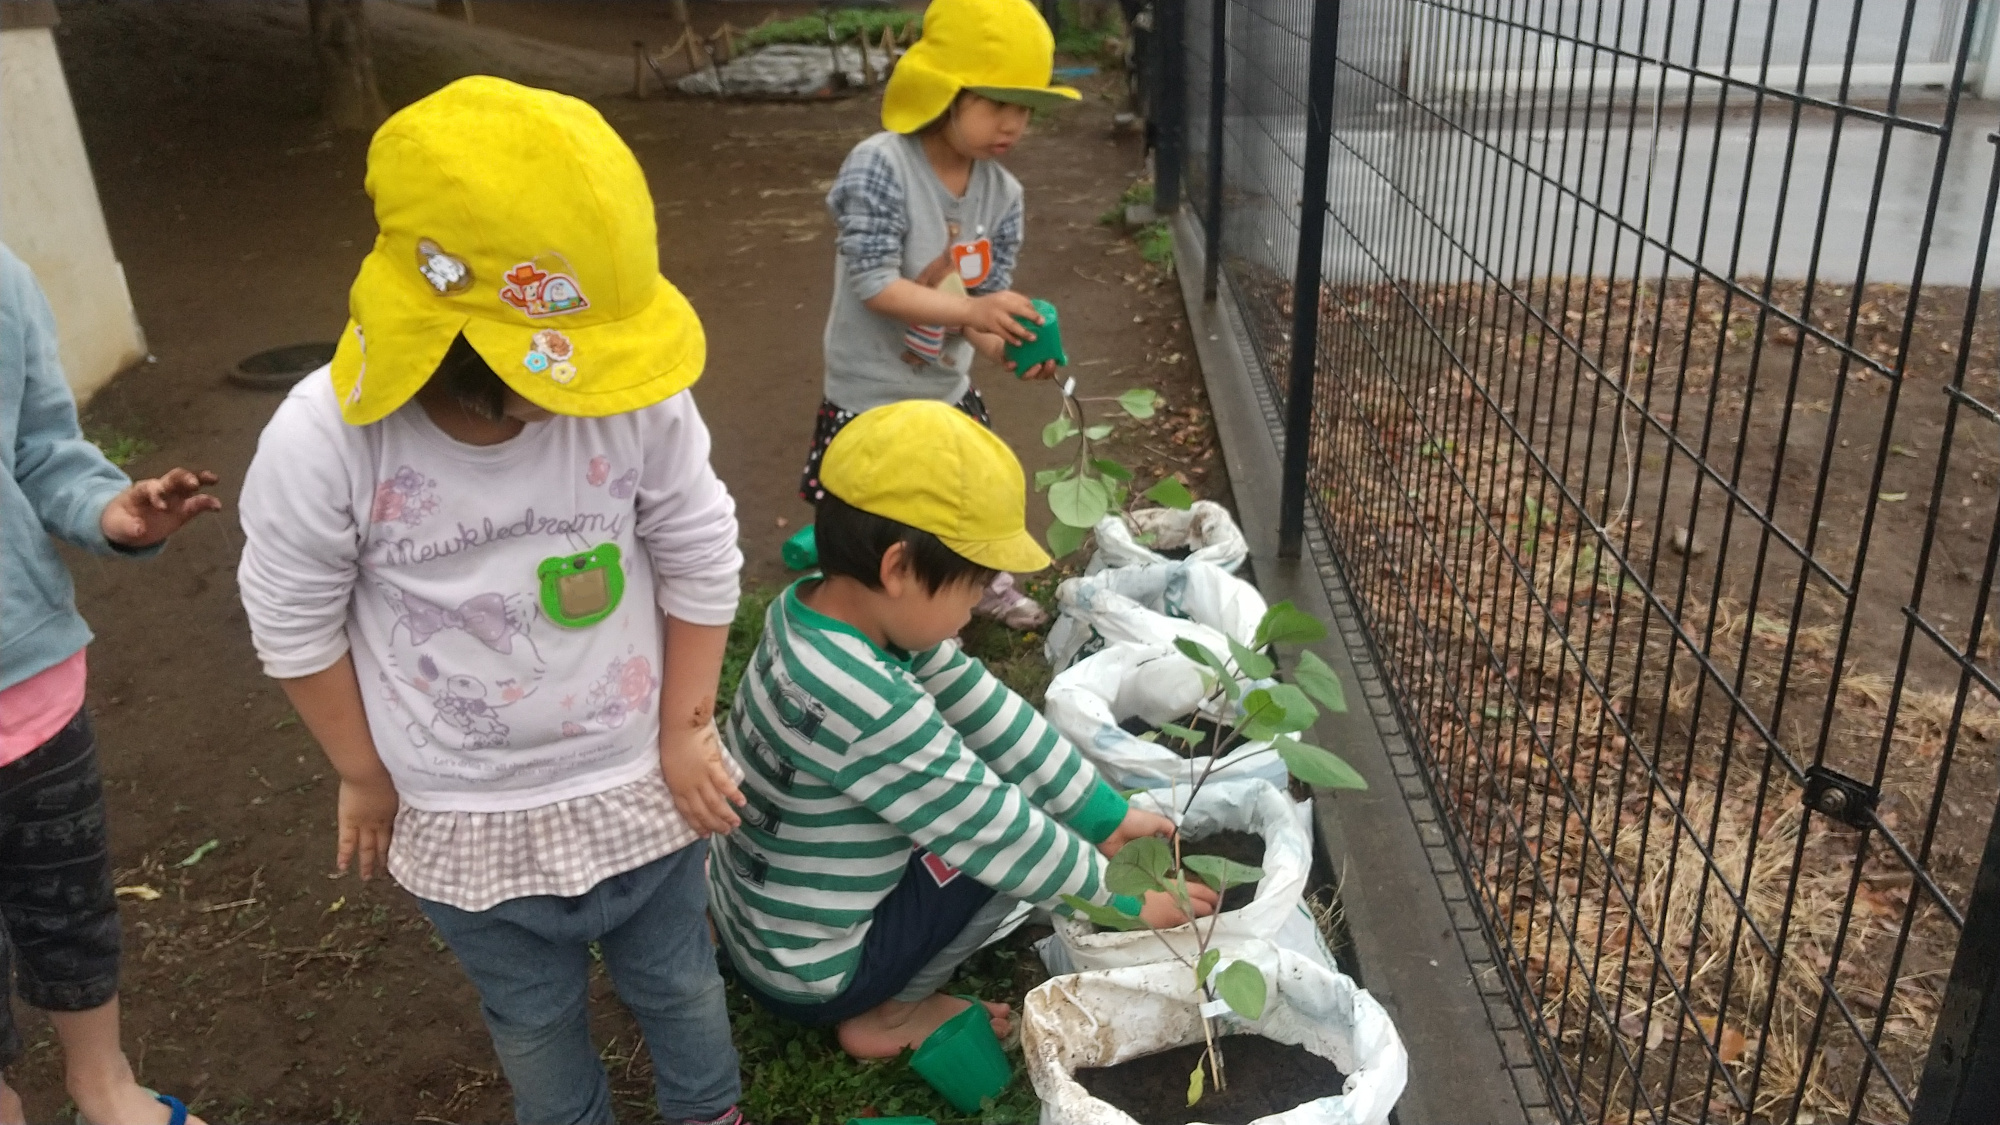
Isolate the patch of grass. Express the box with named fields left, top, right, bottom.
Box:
left=728, top=928, right=1047, bottom=1124
left=1135, top=220, right=1174, bottom=268
left=719, top=587, right=778, bottom=717
left=742, top=10, right=921, bottom=50
left=1098, top=178, right=1156, bottom=226
left=959, top=615, right=1053, bottom=708
left=87, top=426, right=154, bottom=468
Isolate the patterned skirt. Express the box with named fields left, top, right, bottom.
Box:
left=797, top=388, right=992, bottom=502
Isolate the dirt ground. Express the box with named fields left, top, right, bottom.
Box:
left=17, top=2, right=1221, bottom=1121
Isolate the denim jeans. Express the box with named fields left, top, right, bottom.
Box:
left=419, top=841, right=740, bottom=1125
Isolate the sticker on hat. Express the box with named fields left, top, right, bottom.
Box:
left=346, top=325, right=368, bottom=407
left=416, top=239, right=473, bottom=294
left=523, top=328, right=578, bottom=382
left=500, top=259, right=590, bottom=318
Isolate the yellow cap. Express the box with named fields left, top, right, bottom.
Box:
left=331, top=76, right=705, bottom=425
left=821, top=401, right=1054, bottom=574
left=881, top=0, right=1081, bottom=134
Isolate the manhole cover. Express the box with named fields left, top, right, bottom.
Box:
left=228, top=342, right=337, bottom=391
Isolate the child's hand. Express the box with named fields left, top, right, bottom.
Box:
left=101, top=467, right=222, bottom=548
left=1138, top=882, right=1221, bottom=928
left=1099, top=806, right=1177, bottom=858
left=337, top=775, right=398, bottom=880
left=1007, top=359, right=1059, bottom=381
left=962, top=291, right=1043, bottom=344
left=663, top=722, right=746, bottom=836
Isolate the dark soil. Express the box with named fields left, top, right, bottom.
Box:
left=1182, top=829, right=1264, bottom=912
left=24, top=2, right=1228, bottom=1121
left=1074, top=1035, right=1348, bottom=1125
left=1118, top=711, right=1232, bottom=760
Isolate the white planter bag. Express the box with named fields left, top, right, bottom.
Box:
left=1045, top=559, right=1269, bottom=672
left=1043, top=642, right=1290, bottom=793
left=1087, top=501, right=1249, bottom=575
left=1050, top=779, right=1311, bottom=973
left=1024, top=941, right=1408, bottom=1125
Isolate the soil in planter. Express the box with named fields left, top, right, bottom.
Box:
left=1182, top=829, right=1265, bottom=912
left=1075, top=1034, right=1349, bottom=1124
left=1119, top=712, right=1233, bottom=760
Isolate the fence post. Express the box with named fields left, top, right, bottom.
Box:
left=1153, top=0, right=1186, bottom=212
left=1277, top=0, right=1341, bottom=558
left=1200, top=0, right=1227, bottom=302
left=1910, top=131, right=2000, bottom=1125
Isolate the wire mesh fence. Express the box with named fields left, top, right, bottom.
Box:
left=1155, top=0, right=2000, bottom=1119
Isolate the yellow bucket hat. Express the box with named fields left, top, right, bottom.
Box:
left=821, top=400, right=1053, bottom=574
left=331, top=76, right=704, bottom=425
left=881, top=0, right=1081, bottom=134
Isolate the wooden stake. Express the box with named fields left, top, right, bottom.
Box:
left=632, top=40, right=647, bottom=99
left=858, top=27, right=876, bottom=86
left=671, top=0, right=690, bottom=30
left=712, top=21, right=739, bottom=62
left=681, top=26, right=703, bottom=74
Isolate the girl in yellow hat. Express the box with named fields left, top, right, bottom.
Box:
left=802, top=0, right=1081, bottom=630
left=236, top=78, right=748, bottom=1125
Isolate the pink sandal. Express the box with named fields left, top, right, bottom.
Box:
left=974, top=573, right=1048, bottom=630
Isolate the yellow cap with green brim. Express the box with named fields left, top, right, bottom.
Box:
left=880, top=0, right=1081, bottom=134
left=820, top=401, right=1054, bottom=574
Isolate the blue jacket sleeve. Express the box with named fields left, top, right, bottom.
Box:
left=6, top=248, right=133, bottom=556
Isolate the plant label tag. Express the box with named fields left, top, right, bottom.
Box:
left=1199, top=997, right=1233, bottom=1019
left=1063, top=376, right=1077, bottom=397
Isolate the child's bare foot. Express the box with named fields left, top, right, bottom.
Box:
left=835, top=993, right=1012, bottom=1059
left=0, top=1080, right=25, bottom=1125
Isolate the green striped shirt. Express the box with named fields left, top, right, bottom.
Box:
left=710, top=581, right=1131, bottom=1004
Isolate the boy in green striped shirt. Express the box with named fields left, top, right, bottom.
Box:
left=710, top=401, right=1216, bottom=1058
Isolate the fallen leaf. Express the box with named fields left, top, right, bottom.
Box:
left=115, top=885, right=161, bottom=901
left=176, top=839, right=220, bottom=867
left=325, top=896, right=346, bottom=915
left=1880, top=491, right=1908, bottom=502
left=1694, top=1016, right=1748, bottom=1063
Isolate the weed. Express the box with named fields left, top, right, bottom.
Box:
left=88, top=426, right=154, bottom=467
left=1098, top=179, right=1155, bottom=226
left=1136, top=221, right=1174, bottom=268
left=719, top=587, right=777, bottom=717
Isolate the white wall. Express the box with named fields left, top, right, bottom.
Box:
left=1, top=24, right=145, bottom=404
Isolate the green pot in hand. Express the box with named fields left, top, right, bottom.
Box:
left=1003, top=299, right=1067, bottom=373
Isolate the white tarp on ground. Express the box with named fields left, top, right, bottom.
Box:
left=676, top=43, right=896, bottom=98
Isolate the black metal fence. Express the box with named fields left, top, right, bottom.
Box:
left=1150, top=0, right=2000, bottom=1120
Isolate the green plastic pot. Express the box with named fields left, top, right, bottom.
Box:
left=1003, top=298, right=1067, bottom=372
left=782, top=523, right=817, bottom=570
left=908, top=999, right=1012, bottom=1113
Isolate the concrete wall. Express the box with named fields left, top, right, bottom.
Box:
left=1, top=7, right=146, bottom=404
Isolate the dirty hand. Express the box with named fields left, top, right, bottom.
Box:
left=1099, top=806, right=1178, bottom=858
left=336, top=775, right=398, bottom=881
left=100, top=468, right=221, bottom=548
left=961, top=291, right=1043, bottom=344
left=662, top=722, right=745, bottom=836
left=1139, top=881, right=1221, bottom=928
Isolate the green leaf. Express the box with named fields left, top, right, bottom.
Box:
left=1293, top=650, right=1348, bottom=713
left=176, top=839, right=220, bottom=868
left=1060, top=893, right=1146, bottom=931
left=1047, top=519, right=1090, bottom=559
left=1084, top=423, right=1114, bottom=440
left=1241, top=683, right=1317, bottom=739
left=1228, top=637, right=1275, bottom=680
left=1118, top=388, right=1160, bottom=418
left=1042, top=414, right=1079, bottom=448
left=1253, top=600, right=1328, bottom=647
left=1196, top=948, right=1221, bottom=986
left=1187, top=1061, right=1205, bottom=1106
left=1275, top=737, right=1368, bottom=790
left=1048, top=476, right=1113, bottom=528
left=1093, top=458, right=1135, bottom=481
left=1216, top=960, right=1268, bottom=1020
left=1034, top=465, right=1076, bottom=491
left=1158, top=721, right=1207, bottom=746
left=1174, top=637, right=1240, bottom=700
left=1105, top=835, right=1174, bottom=896
left=1184, top=853, right=1265, bottom=893
left=1144, top=476, right=1195, bottom=509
